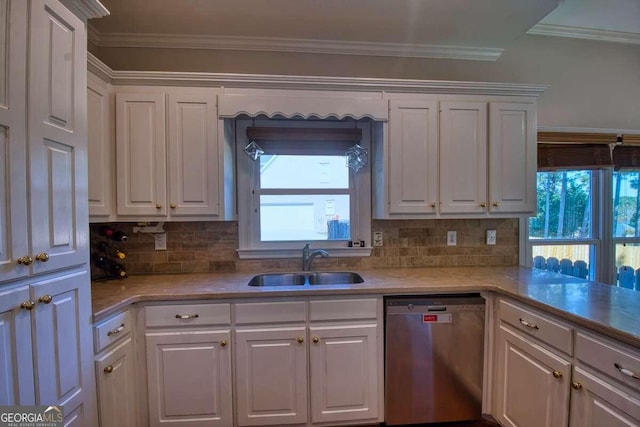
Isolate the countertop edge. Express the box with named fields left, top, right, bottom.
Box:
left=91, top=268, right=640, bottom=348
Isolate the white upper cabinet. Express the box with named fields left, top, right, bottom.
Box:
left=116, top=91, right=167, bottom=217
left=1, top=0, right=90, bottom=280
left=489, top=102, right=537, bottom=214
left=114, top=87, right=223, bottom=221
left=377, top=96, right=537, bottom=218
left=387, top=100, right=439, bottom=215
left=28, top=0, right=88, bottom=273
left=167, top=89, right=220, bottom=217
left=439, top=101, right=488, bottom=214
left=0, top=0, right=28, bottom=282
left=87, top=73, right=114, bottom=220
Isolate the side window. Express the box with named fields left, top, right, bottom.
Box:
left=612, top=170, right=640, bottom=289
left=529, top=171, right=596, bottom=279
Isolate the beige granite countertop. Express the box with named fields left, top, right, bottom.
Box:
left=91, top=266, right=640, bottom=347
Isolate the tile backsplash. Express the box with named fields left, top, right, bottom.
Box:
left=90, top=219, right=519, bottom=277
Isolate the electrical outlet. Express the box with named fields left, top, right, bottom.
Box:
left=154, top=233, right=167, bottom=250
left=373, top=231, right=383, bottom=247
left=486, top=229, right=497, bottom=245
left=447, top=231, right=457, bottom=246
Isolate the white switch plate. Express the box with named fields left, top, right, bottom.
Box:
left=154, top=233, right=167, bottom=250
left=373, top=231, right=383, bottom=247
left=486, top=229, right=497, bottom=245
left=447, top=231, right=457, bottom=246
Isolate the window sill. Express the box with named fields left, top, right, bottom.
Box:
left=237, top=247, right=372, bottom=260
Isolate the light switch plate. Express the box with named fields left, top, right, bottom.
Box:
left=486, top=229, right=497, bottom=245
left=447, top=231, right=457, bottom=246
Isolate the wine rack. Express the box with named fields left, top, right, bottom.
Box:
left=91, top=225, right=128, bottom=281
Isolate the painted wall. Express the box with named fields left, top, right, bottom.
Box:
left=95, top=35, right=640, bottom=131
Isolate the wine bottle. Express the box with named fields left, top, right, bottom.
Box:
left=113, top=248, right=126, bottom=260
left=107, top=260, right=127, bottom=278
left=92, top=252, right=108, bottom=268
left=99, top=225, right=128, bottom=242
left=95, top=241, right=126, bottom=259
left=99, top=225, right=114, bottom=238
left=111, top=231, right=128, bottom=242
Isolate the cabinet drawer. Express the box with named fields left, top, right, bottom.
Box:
left=234, top=301, right=306, bottom=324
left=145, top=303, right=230, bottom=327
left=576, top=332, right=640, bottom=393
left=309, top=298, right=378, bottom=321
left=94, top=310, right=132, bottom=353
left=499, top=299, right=573, bottom=355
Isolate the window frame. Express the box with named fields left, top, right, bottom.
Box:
left=235, top=118, right=372, bottom=259
left=523, top=167, right=640, bottom=286
left=523, top=170, right=601, bottom=281
left=610, top=170, right=640, bottom=285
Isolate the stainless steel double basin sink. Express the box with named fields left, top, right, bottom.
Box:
left=248, top=271, right=364, bottom=286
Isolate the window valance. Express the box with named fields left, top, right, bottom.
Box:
left=218, top=94, right=388, bottom=121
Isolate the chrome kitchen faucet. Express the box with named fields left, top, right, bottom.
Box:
left=302, top=243, right=328, bottom=271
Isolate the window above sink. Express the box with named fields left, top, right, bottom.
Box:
left=236, top=118, right=373, bottom=259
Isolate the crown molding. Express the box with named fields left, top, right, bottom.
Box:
left=88, top=53, right=113, bottom=83
left=528, top=23, right=640, bottom=45
left=87, top=53, right=547, bottom=97
left=60, top=0, right=109, bottom=21
left=95, top=32, right=504, bottom=61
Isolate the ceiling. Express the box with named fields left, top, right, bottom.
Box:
left=89, top=0, right=639, bottom=61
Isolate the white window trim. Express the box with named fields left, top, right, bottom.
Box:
left=236, top=118, right=372, bottom=259
left=521, top=168, right=640, bottom=285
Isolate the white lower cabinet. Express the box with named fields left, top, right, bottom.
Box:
left=234, top=298, right=382, bottom=427
left=94, top=309, right=137, bottom=427
left=570, top=366, right=640, bottom=427
left=494, top=324, right=571, bottom=427
left=95, top=338, right=137, bottom=427
left=309, top=324, right=379, bottom=424
left=144, top=303, right=233, bottom=427
left=234, top=326, right=308, bottom=426
left=0, top=285, right=35, bottom=405
left=493, top=297, right=640, bottom=427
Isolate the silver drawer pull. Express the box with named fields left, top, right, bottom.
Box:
left=519, top=318, right=539, bottom=330
left=175, top=314, right=199, bottom=320
left=107, top=324, right=125, bottom=336
left=615, top=363, right=640, bottom=380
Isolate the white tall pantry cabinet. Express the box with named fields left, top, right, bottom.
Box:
left=0, top=0, right=107, bottom=425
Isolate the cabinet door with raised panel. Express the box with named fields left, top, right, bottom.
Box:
left=235, top=327, right=308, bottom=426
left=570, top=366, right=640, bottom=427
left=116, top=91, right=167, bottom=216
left=489, top=102, right=536, bottom=214
left=0, top=285, right=34, bottom=405
left=494, top=324, right=571, bottom=427
left=439, top=101, right=488, bottom=214
left=96, top=338, right=137, bottom=427
left=28, top=0, right=88, bottom=274
left=88, top=72, right=113, bottom=220
left=31, top=270, right=94, bottom=420
left=146, top=330, right=232, bottom=427
left=167, top=89, right=220, bottom=217
left=0, top=0, right=28, bottom=282
left=387, top=100, right=439, bottom=215
left=309, top=324, right=379, bottom=424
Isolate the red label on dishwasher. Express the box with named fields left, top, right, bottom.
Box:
left=423, top=313, right=452, bottom=323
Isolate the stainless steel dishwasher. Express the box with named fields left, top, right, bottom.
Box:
left=385, top=294, right=486, bottom=425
